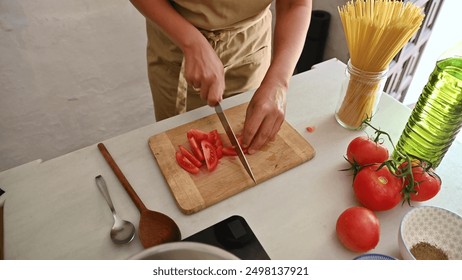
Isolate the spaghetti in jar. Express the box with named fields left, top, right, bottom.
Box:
left=335, top=60, right=388, bottom=130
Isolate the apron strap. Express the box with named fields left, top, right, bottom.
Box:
left=176, top=56, right=188, bottom=115
left=175, top=8, right=270, bottom=114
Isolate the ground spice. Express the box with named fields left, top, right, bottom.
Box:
left=410, top=242, right=449, bottom=260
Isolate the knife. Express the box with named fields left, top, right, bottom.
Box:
left=0, top=187, right=5, bottom=260
left=215, top=103, right=257, bottom=184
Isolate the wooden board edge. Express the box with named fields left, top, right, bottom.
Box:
left=148, top=134, right=206, bottom=214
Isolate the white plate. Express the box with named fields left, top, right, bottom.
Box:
left=128, top=241, right=240, bottom=260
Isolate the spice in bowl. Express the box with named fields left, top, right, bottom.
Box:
left=399, top=206, right=462, bottom=260
left=410, top=242, right=449, bottom=260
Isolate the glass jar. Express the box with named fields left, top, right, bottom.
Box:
left=335, top=60, right=389, bottom=130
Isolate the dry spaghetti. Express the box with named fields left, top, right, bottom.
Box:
left=335, top=0, right=424, bottom=129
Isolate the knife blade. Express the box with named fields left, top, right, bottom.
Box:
left=215, top=103, right=257, bottom=184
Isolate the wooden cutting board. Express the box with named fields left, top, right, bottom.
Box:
left=148, top=103, right=315, bottom=214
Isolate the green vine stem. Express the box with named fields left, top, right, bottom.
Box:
left=361, top=118, right=420, bottom=206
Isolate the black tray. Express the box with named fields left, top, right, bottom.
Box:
left=184, top=215, right=270, bottom=260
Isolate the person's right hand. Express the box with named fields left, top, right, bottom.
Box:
left=182, top=37, right=225, bottom=107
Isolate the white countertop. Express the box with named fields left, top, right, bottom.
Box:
left=1, top=58, right=461, bottom=260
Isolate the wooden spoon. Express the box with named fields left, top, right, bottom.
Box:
left=97, top=143, right=181, bottom=248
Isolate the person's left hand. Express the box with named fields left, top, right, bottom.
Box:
left=242, top=82, right=287, bottom=154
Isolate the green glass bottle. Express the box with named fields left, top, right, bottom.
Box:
left=393, top=42, right=462, bottom=168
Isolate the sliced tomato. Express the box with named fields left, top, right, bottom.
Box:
left=207, top=129, right=223, bottom=148
left=187, top=129, right=208, bottom=142
left=175, top=151, right=199, bottom=174
left=179, top=145, right=202, bottom=168
left=222, top=146, right=238, bottom=156
left=201, top=140, right=218, bottom=171
left=188, top=136, right=204, bottom=161
left=215, top=145, right=223, bottom=159
left=236, top=134, right=249, bottom=154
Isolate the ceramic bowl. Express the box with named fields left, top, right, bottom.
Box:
left=128, top=241, right=240, bottom=260
left=399, top=206, right=462, bottom=260
left=354, top=253, right=396, bottom=260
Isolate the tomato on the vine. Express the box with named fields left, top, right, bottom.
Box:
left=346, top=136, right=389, bottom=166
left=399, top=160, right=441, bottom=202
left=353, top=164, right=403, bottom=211
left=336, top=206, right=380, bottom=252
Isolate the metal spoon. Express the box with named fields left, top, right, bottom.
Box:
left=95, top=175, right=136, bottom=244
left=97, top=143, right=181, bottom=248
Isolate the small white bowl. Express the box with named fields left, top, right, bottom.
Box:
left=399, top=206, right=462, bottom=260
left=129, top=241, right=240, bottom=260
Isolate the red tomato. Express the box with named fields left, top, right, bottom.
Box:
left=201, top=140, right=218, bottom=171
left=353, top=164, right=403, bottom=211
left=179, top=145, right=202, bottom=168
left=215, top=145, right=223, bottom=159
left=400, top=161, right=441, bottom=202
left=306, top=126, right=315, bottom=133
left=336, top=206, right=380, bottom=253
left=187, top=129, right=208, bottom=141
left=222, top=146, right=237, bottom=156
left=346, top=136, right=389, bottom=166
left=175, top=151, right=199, bottom=174
left=188, top=136, right=204, bottom=162
left=207, top=129, right=222, bottom=147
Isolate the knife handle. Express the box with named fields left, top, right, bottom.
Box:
left=0, top=203, right=4, bottom=260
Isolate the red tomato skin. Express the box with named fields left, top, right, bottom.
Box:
left=400, top=162, right=442, bottom=202
left=187, top=129, right=208, bottom=141
left=175, top=151, right=199, bottom=174
left=409, top=170, right=441, bottom=201
left=347, top=136, right=389, bottom=165
left=201, top=140, right=218, bottom=171
left=353, top=164, right=403, bottom=211
left=179, top=145, right=202, bottom=168
left=188, top=136, right=204, bottom=162
left=336, top=206, right=380, bottom=253
left=207, top=129, right=223, bottom=147
left=222, top=146, right=238, bottom=156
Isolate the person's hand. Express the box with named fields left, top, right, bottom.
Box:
left=183, top=38, right=225, bottom=106
left=242, top=83, right=287, bottom=154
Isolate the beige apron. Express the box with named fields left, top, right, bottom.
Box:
left=146, top=1, right=273, bottom=121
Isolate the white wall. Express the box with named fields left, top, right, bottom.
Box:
left=0, top=0, right=153, bottom=171
left=312, top=0, right=349, bottom=63
left=1, top=0, right=458, bottom=172
left=403, top=1, right=462, bottom=105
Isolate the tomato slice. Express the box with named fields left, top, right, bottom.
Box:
left=187, top=129, right=208, bottom=142
left=175, top=151, right=199, bottom=174
left=215, top=145, right=223, bottom=159
left=222, top=146, right=237, bottom=156
left=201, top=139, right=218, bottom=171
left=188, top=136, right=204, bottom=161
left=207, top=129, right=222, bottom=148
left=179, top=145, right=202, bottom=168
